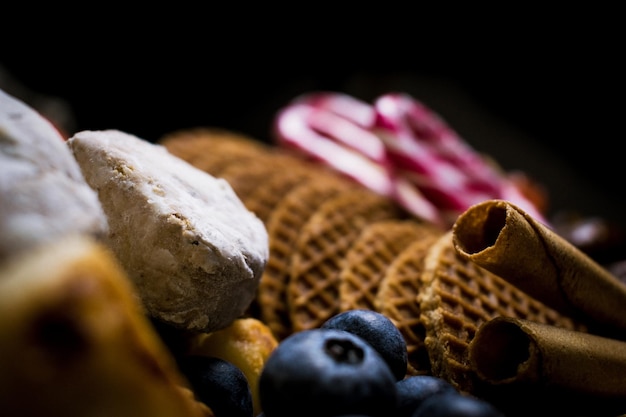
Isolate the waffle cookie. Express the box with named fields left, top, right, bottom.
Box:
left=258, top=177, right=354, bottom=340
left=375, top=230, right=443, bottom=376
left=287, top=188, right=404, bottom=332
left=418, top=231, right=585, bottom=394
left=338, top=219, right=440, bottom=313
left=241, top=159, right=316, bottom=224
left=159, top=127, right=271, bottom=176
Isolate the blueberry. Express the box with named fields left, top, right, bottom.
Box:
left=177, top=355, right=253, bottom=417
left=259, top=328, right=396, bottom=417
left=411, top=392, right=505, bottom=417
left=396, top=375, right=458, bottom=417
left=321, top=309, right=408, bottom=380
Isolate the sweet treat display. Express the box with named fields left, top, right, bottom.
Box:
left=67, top=129, right=269, bottom=333
left=0, top=234, right=211, bottom=417
left=0, top=89, right=108, bottom=264
left=3, top=84, right=626, bottom=416
left=158, top=92, right=626, bottom=414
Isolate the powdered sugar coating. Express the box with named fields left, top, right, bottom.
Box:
left=68, top=129, right=268, bottom=332
left=0, top=89, right=108, bottom=263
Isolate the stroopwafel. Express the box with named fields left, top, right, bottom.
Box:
left=159, top=127, right=270, bottom=176
left=241, top=161, right=316, bottom=225
left=257, top=176, right=353, bottom=340
left=287, top=188, right=404, bottom=332
left=375, top=229, right=443, bottom=376
left=338, top=219, right=440, bottom=313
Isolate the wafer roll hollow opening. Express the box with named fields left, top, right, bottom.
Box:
left=470, top=317, right=626, bottom=416
left=470, top=318, right=538, bottom=384
left=452, top=200, right=507, bottom=255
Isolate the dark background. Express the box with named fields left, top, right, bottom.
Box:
left=1, top=11, right=624, bottom=227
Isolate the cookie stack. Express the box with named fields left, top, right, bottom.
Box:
left=159, top=127, right=585, bottom=394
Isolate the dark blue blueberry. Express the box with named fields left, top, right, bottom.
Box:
left=321, top=309, right=408, bottom=380
left=396, top=375, right=458, bottom=417
left=411, top=392, right=506, bottom=417
left=259, top=328, right=396, bottom=417
left=177, top=355, right=253, bottom=417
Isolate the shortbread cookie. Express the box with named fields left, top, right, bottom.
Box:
left=67, top=129, right=268, bottom=333
left=0, top=234, right=210, bottom=417
left=338, top=219, right=439, bottom=313
left=258, top=177, right=352, bottom=340
left=375, top=231, right=442, bottom=376
left=418, top=231, right=585, bottom=394
left=0, top=89, right=108, bottom=264
left=288, top=188, right=403, bottom=332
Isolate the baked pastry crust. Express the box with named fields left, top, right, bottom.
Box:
left=0, top=234, right=211, bottom=417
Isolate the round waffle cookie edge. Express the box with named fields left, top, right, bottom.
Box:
left=287, top=188, right=403, bottom=332
left=257, top=176, right=353, bottom=340
left=159, top=127, right=272, bottom=176
left=338, top=219, right=441, bottom=313
left=375, top=228, right=443, bottom=376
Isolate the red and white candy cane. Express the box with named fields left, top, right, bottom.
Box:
left=273, top=92, right=444, bottom=226
left=273, top=91, right=546, bottom=228
left=372, top=92, right=546, bottom=223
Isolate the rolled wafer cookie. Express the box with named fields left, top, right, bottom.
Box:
left=452, top=199, right=626, bottom=337
left=418, top=231, right=583, bottom=394
left=469, top=317, right=626, bottom=416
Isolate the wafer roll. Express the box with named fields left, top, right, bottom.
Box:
left=452, top=199, right=626, bottom=336
left=469, top=316, right=626, bottom=416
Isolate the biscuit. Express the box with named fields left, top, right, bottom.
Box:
left=287, top=188, right=403, bottom=332
left=375, top=228, right=443, bottom=376
left=159, top=127, right=270, bottom=176
left=258, top=177, right=352, bottom=340
left=0, top=89, right=108, bottom=264
left=338, top=219, right=438, bottom=313
left=241, top=160, right=315, bottom=225
left=67, top=129, right=268, bottom=333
